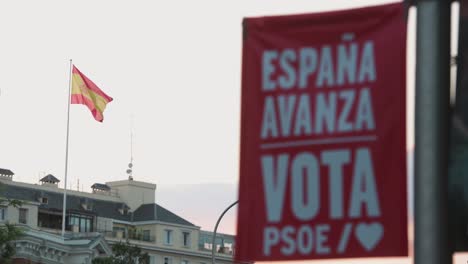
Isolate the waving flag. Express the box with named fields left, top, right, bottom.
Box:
left=71, top=65, right=113, bottom=122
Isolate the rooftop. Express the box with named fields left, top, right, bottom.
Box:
left=0, top=180, right=195, bottom=226
left=40, top=174, right=60, bottom=183
left=133, top=203, right=195, bottom=226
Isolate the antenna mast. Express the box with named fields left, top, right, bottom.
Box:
left=126, top=114, right=134, bottom=180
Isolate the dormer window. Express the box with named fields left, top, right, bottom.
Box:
left=118, top=204, right=130, bottom=215
left=81, top=203, right=94, bottom=211
left=40, top=197, right=48, bottom=204
left=80, top=198, right=93, bottom=211
left=118, top=208, right=130, bottom=215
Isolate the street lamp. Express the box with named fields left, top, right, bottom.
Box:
left=211, top=200, right=238, bottom=264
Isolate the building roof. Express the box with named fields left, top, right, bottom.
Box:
left=0, top=183, right=195, bottom=226
left=40, top=174, right=60, bottom=183
left=133, top=203, right=195, bottom=226
left=1, top=184, right=130, bottom=221
left=0, top=168, right=14, bottom=176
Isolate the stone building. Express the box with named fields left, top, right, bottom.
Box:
left=0, top=170, right=236, bottom=264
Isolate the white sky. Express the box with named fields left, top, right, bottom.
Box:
left=0, top=0, right=404, bottom=189
left=0, top=1, right=463, bottom=263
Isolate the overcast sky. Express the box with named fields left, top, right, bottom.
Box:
left=0, top=0, right=405, bottom=188
left=1, top=1, right=463, bottom=263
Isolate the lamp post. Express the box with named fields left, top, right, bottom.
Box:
left=211, top=200, right=238, bottom=264
left=414, top=0, right=451, bottom=263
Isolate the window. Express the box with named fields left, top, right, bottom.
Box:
left=143, top=230, right=151, bottom=241
left=119, top=208, right=129, bottom=215
left=164, top=230, right=173, bottom=245
left=204, top=243, right=212, bottom=250
left=0, top=206, right=6, bottom=221
left=164, top=257, right=172, bottom=264
left=19, top=208, right=27, bottom=224
left=182, top=232, right=190, bottom=247
left=149, top=255, right=157, bottom=264
left=181, top=260, right=189, bottom=264
left=68, top=214, right=93, bottom=232
left=40, top=197, right=48, bottom=204
left=113, top=226, right=127, bottom=238
left=224, top=242, right=233, bottom=254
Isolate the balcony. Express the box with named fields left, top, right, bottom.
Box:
left=199, top=243, right=234, bottom=256
left=98, top=230, right=156, bottom=243
left=40, top=226, right=103, bottom=240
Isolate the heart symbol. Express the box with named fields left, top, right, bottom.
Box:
left=355, top=222, right=383, bottom=251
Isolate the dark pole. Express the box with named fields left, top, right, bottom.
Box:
left=447, top=0, right=468, bottom=252
left=211, top=200, right=238, bottom=264
left=414, top=0, right=452, bottom=264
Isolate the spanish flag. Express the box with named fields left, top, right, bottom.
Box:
left=71, top=65, right=113, bottom=122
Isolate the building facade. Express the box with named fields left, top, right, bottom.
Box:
left=0, top=171, right=236, bottom=264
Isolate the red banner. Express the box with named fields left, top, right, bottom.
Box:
left=236, top=3, right=407, bottom=261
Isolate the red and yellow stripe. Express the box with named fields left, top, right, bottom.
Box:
left=71, top=65, right=113, bottom=122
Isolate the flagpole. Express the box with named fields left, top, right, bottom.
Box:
left=62, top=59, right=73, bottom=237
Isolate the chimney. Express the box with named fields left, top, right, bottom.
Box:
left=39, top=174, right=60, bottom=188
left=91, top=183, right=111, bottom=195
left=0, top=168, right=14, bottom=181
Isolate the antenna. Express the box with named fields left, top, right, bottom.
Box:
left=127, top=114, right=134, bottom=180
left=38, top=171, right=46, bottom=183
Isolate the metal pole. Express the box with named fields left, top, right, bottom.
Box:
left=414, top=1, right=451, bottom=264
left=61, top=59, right=73, bottom=237
left=211, top=200, right=238, bottom=264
